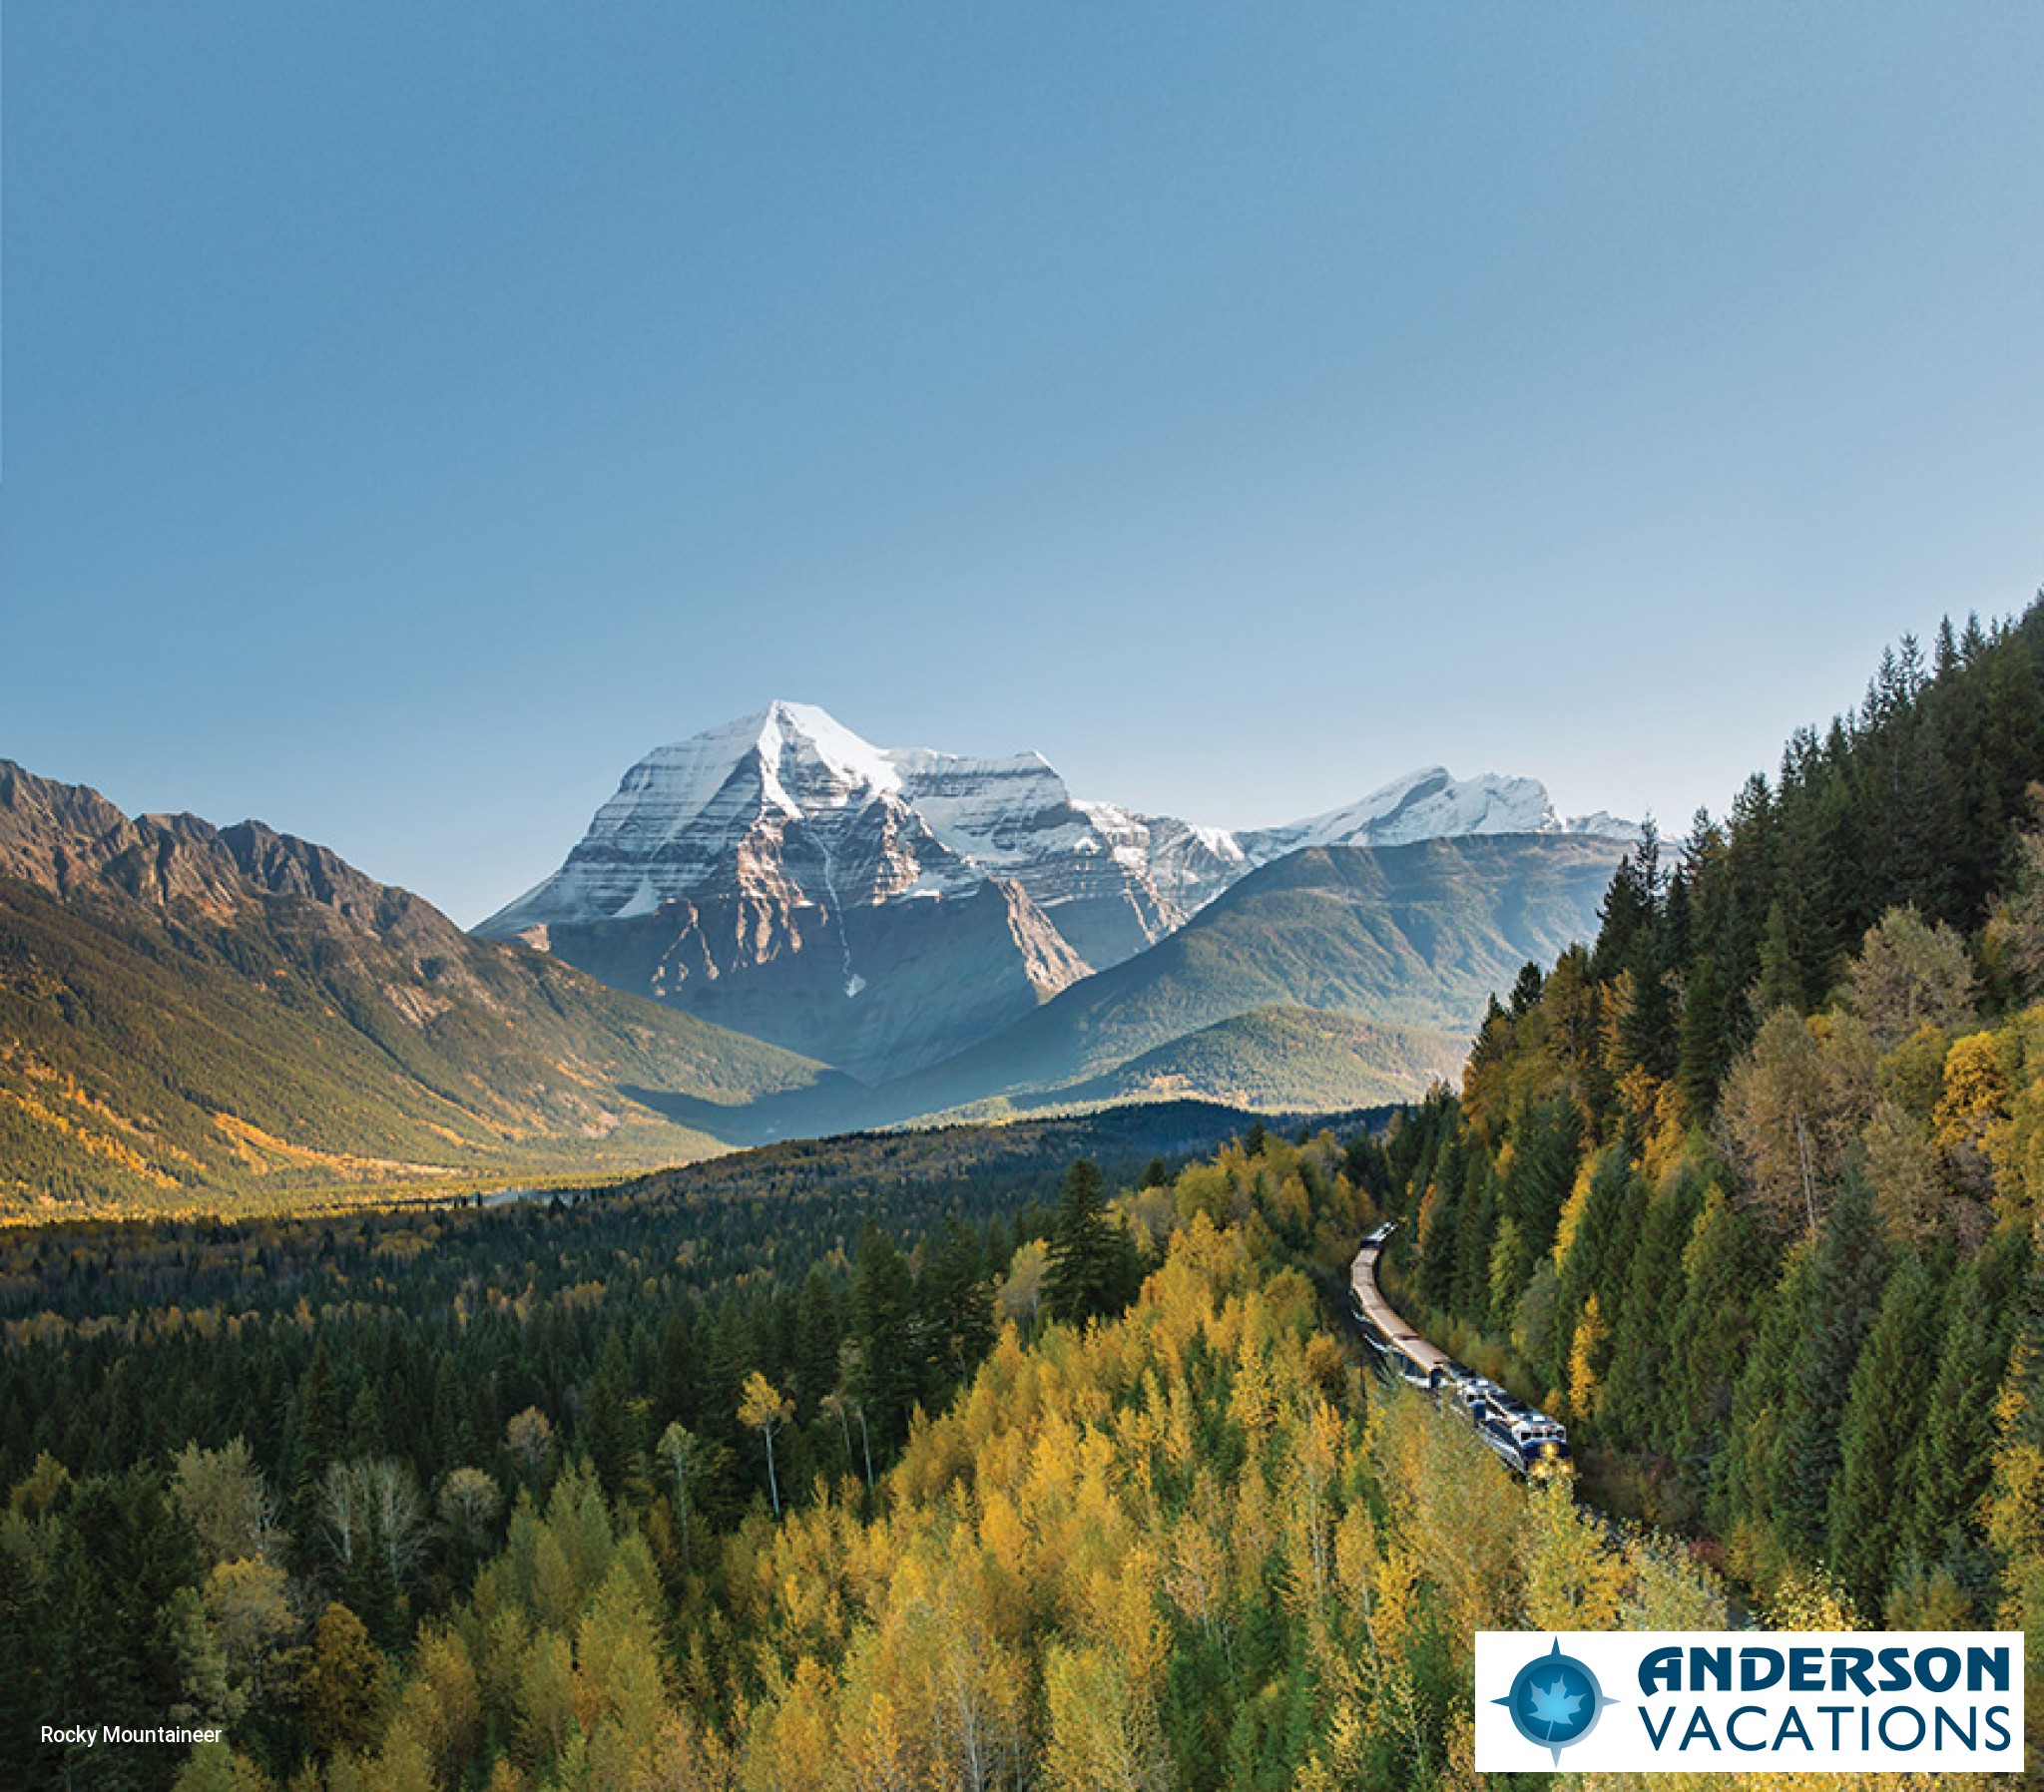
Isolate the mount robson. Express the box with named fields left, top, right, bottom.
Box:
left=0, top=709, right=1631, bottom=1210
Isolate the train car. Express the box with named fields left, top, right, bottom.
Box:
left=1349, top=1225, right=1454, bottom=1391
left=1348, top=1227, right=1573, bottom=1483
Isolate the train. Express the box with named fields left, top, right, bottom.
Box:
left=1348, top=1222, right=1574, bottom=1485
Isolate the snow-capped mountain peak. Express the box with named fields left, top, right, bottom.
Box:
left=610, top=700, right=900, bottom=834
left=483, top=705, right=1635, bottom=942
left=474, top=704, right=1635, bottom=1082
left=482, top=702, right=1632, bottom=967
left=759, top=700, right=904, bottom=804
left=1246, top=765, right=1571, bottom=857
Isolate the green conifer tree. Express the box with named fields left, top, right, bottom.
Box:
left=1450, top=1149, right=1499, bottom=1329
left=1775, top=1178, right=1889, bottom=1555
left=1826, top=1252, right=1939, bottom=1606
left=849, top=1226, right=921, bottom=1455
left=1599, top=1164, right=1707, bottom=1447
left=919, top=1218, right=995, bottom=1395
left=1043, top=1159, right=1141, bottom=1328
left=1713, top=1241, right=1816, bottom=1537
left=1903, top=1227, right=2030, bottom=1568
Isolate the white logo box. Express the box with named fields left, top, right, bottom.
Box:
left=1475, top=1630, right=2024, bottom=1774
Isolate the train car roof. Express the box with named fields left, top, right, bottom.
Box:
left=1349, top=1241, right=1452, bottom=1371
left=1348, top=1236, right=1569, bottom=1418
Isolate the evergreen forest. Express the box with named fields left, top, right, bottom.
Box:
left=10, top=602, right=2044, bottom=1789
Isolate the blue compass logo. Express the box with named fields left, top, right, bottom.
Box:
left=1493, top=1638, right=1618, bottom=1763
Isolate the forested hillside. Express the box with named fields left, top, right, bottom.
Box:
left=1376, top=601, right=2044, bottom=1705
left=2, top=1121, right=1765, bottom=1792
left=12, top=603, right=2044, bottom=1792
left=879, top=833, right=1622, bottom=1121
left=0, top=756, right=1602, bottom=1206
left=0, top=763, right=835, bottom=1213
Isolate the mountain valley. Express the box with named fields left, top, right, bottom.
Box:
left=0, top=717, right=1632, bottom=1210
left=0, top=761, right=839, bottom=1210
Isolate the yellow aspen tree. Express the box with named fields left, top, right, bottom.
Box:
left=837, top=1678, right=913, bottom=1792
left=530, top=1527, right=580, bottom=1634
left=573, top=1557, right=671, bottom=1767
left=551, top=1469, right=617, bottom=1607
left=1618, top=1532, right=1732, bottom=1630
left=1934, top=1029, right=2011, bottom=1152
left=1278, top=1400, right=1343, bottom=1614
left=1764, top=1566, right=1857, bottom=1630
left=1091, top=1544, right=1167, bottom=1698
left=169, top=1743, right=271, bottom=1792
left=1042, top=1642, right=1167, bottom=1792
left=1550, top=1157, right=1600, bottom=1268
left=202, top=1558, right=298, bottom=1712
left=368, top=1719, right=436, bottom=1792
left=170, top=1439, right=278, bottom=1569
left=1520, top=1484, right=1628, bottom=1630
left=1370, top=1394, right=1520, bottom=1641
left=653, top=1712, right=740, bottom=1792
left=1227, top=1338, right=1277, bottom=1439
left=1981, top=1344, right=2044, bottom=1571
left=417, top=1622, right=486, bottom=1777
left=870, top=1550, right=1018, bottom=1792
left=976, top=1485, right=1031, bottom=1592
left=513, top=1630, right=576, bottom=1772
left=743, top=1653, right=835, bottom=1792
left=738, top=1371, right=795, bottom=1519
left=1566, top=1291, right=1607, bottom=1421
left=301, top=1603, right=382, bottom=1760
left=1162, top=1506, right=1227, bottom=1640
left=504, top=1408, right=556, bottom=1481
left=1974, top=1346, right=2044, bottom=1751
left=473, top=1602, right=534, bottom=1740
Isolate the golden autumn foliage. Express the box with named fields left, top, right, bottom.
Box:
left=332, top=1131, right=1774, bottom=1791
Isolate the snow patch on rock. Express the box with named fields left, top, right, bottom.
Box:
left=478, top=704, right=1634, bottom=971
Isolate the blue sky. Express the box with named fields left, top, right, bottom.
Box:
left=5, top=4, right=2041, bottom=924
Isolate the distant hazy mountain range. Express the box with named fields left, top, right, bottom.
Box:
left=0, top=713, right=1632, bottom=1209
left=870, top=834, right=1629, bottom=1121
left=478, top=701, right=1632, bottom=1080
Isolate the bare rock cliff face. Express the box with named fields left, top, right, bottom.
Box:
left=478, top=704, right=1154, bottom=1079
left=477, top=703, right=1636, bottom=1082
left=0, top=761, right=248, bottom=916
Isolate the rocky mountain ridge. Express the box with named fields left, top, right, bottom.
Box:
left=870, top=832, right=1629, bottom=1120
left=476, top=701, right=1634, bottom=1078
left=0, top=759, right=834, bottom=1208
left=0, top=744, right=1634, bottom=1206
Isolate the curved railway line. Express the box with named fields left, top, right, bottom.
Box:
left=1348, top=1222, right=1575, bottom=1485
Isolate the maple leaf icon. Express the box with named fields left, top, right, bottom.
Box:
left=1527, top=1676, right=1584, bottom=1732
left=1495, top=1640, right=1615, bottom=1762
